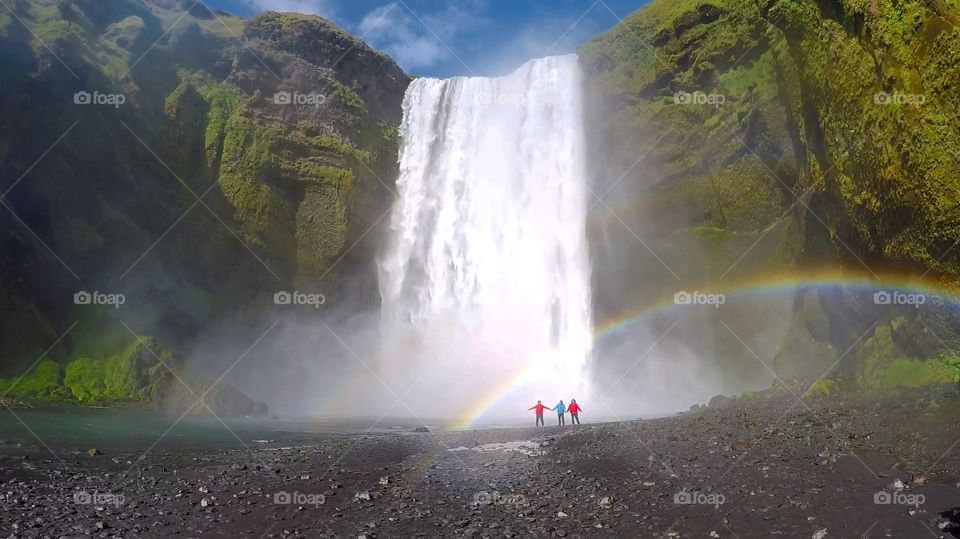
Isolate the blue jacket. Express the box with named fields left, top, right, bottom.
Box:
left=554, top=402, right=566, bottom=414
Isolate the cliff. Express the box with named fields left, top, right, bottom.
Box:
left=581, top=0, right=960, bottom=392
left=0, top=0, right=410, bottom=410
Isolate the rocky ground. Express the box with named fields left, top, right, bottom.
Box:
left=3, top=384, right=960, bottom=538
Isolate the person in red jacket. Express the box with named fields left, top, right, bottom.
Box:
left=567, top=399, right=583, bottom=424
left=528, top=400, right=547, bottom=426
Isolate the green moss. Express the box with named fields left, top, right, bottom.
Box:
left=332, top=81, right=368, bottom=115
left=248, top=11, right=357, bottom=45
left=804, top=379, right=839, bottom=398
left=0, top=359, right=68, bottom=399
left=855, top=322, right=955, bottom=391
left=879, top=358, right=953, bottom=389
left=199, top=83, right=240, bottom=169
left=63, top=335, right=173, bottom=404
left=947, top=357, right=960, bottom=381
left=312, top=133, right=373, bottom=165
left=580, top=0, right=960, bottom=390
left=675, top=226, right=728, bottom=247
left=293, top=183, right=349, bottom=276
left=294, top=160, right=354, bottom=186
left=378, top=120, right=398, bottom=142
left=217, top=109, right=287, bottom=247
left=62, top=356, right=105, bottom=402
left=0, top=305, right=177, bottom=405
left=0, top=0, right=406, bottom=388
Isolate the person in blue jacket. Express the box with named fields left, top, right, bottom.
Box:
left=553, top=400, right=566, bottom=425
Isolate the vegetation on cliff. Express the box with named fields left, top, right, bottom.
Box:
left=0, top=0, right=409, bottom=406
left=581, top=0, right=960, bottom=393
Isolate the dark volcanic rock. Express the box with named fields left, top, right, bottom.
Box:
left=4, top=387, right=960, bottom=537
left=153, top=376, right=269, bottom=417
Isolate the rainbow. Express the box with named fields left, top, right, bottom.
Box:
left=310, top=266, right=959, bottom=429
left=454, top=266, right=960, bottom=428
left=593, top=267, right=960, bottom=344
left=450, top=363, right=536, bottom=429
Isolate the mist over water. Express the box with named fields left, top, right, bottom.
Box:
left=376, top=55, right=593, bottom=422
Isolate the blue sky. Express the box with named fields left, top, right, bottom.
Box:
left=204, top=0, right=650, bottom=78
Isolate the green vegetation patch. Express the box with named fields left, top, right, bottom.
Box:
left=877, top=358, right=954, bottom=390
left=0, top=359, right=68, bottom=400
left=63, top=337, right=170, bottom=404
left=804, top=378, right=838, bottom=398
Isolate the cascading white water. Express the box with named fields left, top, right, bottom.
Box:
left=377, top=55, right=593, bottom=422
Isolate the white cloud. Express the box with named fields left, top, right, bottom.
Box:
left=472, top=8, right=617, bottom=77
left=248, top=0, right=335, bottom=18
left=358, top=1, right=487, bottom=72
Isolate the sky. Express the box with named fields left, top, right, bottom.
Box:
left=204, top=0, right=650, bottom=78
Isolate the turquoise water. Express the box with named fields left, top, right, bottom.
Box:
left=0, top=407, right=429, bottom=452
left=0, top=407, right=622, bottom=453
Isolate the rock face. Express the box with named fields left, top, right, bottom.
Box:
left=0, top=1, right=409, bottom=403
left=580, top=0, right=960, bottom=390
left=153, top=375, right=269, bottom=417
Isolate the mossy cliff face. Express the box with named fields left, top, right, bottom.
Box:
left=0, top=305, right=267, bottom=414
left=0, top=1, right=409, bottom=405
left=581, top=0, right=960, bottom=391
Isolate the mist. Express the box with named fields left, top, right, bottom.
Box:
left=172, top=51, right=798, bottom=425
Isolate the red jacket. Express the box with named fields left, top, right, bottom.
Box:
left=528, top=403, right=547, bottom=415
left=567, top=403, right=582, bottom=414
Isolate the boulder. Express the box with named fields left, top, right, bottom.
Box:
left=152, top=376, right=268, bottom=417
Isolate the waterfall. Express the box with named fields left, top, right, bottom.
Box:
left=377, top=55, right=593, bottom=422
